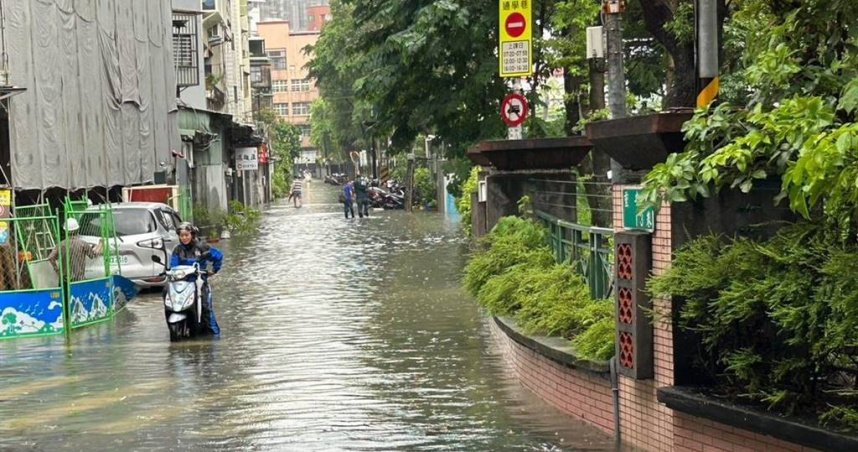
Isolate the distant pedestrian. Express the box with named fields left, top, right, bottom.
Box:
left=341, top=181, right=355, bottom=219
left=290, top=178, right=303, bottom=208
left=354, top=172, right=370, bottom=218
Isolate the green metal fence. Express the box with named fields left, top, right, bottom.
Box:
left=0, top=214, right=66, bottom=339
left=63, top=202, right=123, bottom=329
left=536, top=211, right=614, bottom=300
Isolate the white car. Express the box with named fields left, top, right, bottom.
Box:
left=78, top=203, right=183, bottom=287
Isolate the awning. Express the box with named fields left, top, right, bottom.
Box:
left=0, top=86, right=26, bottom=102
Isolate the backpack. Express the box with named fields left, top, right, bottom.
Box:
left=338, top=191, right=347, bottom=203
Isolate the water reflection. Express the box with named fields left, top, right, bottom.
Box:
left=0, top=184, right=614, bottom=451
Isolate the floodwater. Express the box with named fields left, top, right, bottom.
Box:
left=0, top=184, right=615, bottom=452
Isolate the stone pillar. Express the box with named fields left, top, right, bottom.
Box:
left=485, top=172, right=529, bottom=231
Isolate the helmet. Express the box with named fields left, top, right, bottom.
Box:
left=177, top=222, right=198, bottom=236
left=65, top=218, right=80, bottom=232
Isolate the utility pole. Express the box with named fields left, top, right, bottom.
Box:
left=603, top=0, right=626, bottom=118
left=586, top=26, right=607, bottom=113
left=602, top=0, right=626, bottom=184
left=405, top=152, right=415, bottom=213
left=371, top=137, right=378, bottom=181
left=697, top=0, right=720, bottom=107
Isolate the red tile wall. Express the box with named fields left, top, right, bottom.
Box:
left=490, top=320, right=616, bottom=436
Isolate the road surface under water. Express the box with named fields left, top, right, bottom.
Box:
left=0, top=183, right=615, bottom=452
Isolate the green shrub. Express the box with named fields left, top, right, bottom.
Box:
left=226, top=200, right=262, bottom=236
left=572, top=316, right=615, bottom=362
left=414, top=167, right=436, bottom=205
left=513, top=265, right=594, bottom=337
left=272, top=169, right=291, bottom=199
left=463, top=216, right=552, bottom=296
left=457, top=166, right=479, bottom=236
left=648, top=223, right=858, bottom=430
left=464, top=215, right=615, bottom=364
left=192, top=204, right=227, bottom=237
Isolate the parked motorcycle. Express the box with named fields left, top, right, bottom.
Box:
left=367, top=187, right=405, bottom=210
left=152, top=255, right=213, bottom=342
left=325, top=173, right=348, bottom=185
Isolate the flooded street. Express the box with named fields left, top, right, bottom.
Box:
left=0, top=184, right=613, bottom=452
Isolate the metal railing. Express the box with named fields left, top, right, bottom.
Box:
left=536, top=211, right=614, bottom=300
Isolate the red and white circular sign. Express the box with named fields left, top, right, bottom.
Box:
left=501, top=93, right=529, bottom=127
left=505, top=12, right=527, bottom=38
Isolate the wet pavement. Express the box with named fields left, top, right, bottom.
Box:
left=0, top=183, right=615, bottom=451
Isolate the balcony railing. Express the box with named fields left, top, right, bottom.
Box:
left=250, top=65, right=271, bottom=89
left=173, top=13, right=200, bottom=88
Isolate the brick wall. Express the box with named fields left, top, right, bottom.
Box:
left=611, top=185, right=822, bottom=452
left=486, top=184, right=826, bottom=452
left=489, top=320, right=616, bottom=436
left=613, top=185, right=675, bottom=452
left=674, top=414, right=823, bottom=452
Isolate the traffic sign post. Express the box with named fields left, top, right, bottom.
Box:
left=499, top=0, right=532, bottom=78
left=501, top=93, right=528, bottom=127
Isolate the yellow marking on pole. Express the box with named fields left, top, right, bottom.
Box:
left=697, top=76, right=720, bottom=108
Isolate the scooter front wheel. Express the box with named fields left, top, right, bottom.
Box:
left=168, top=321, right=184, bottom=342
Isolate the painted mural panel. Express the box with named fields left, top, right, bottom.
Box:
left=0, top=289, right=65, bottom=339
left=69, top=278, right=113, bottom=328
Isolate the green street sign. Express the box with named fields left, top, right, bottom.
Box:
left=623, top=189, right=654, bottom=232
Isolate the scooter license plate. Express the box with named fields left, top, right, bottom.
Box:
left=168, top=313, right=187, bottom=323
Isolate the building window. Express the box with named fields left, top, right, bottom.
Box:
left=272, top=80, right=288, bottom=93
left=291, top=78, right=311, bottom=92
left=267, top=49, right=287, bottom=70
left=274, top=103, right=289, bottom=117
left=291, top=102, right=310, bottom=116
left=299, top=124, right=312, bottom=139
left=202, top=0, right=216, bottom=11
left=172, top=13, right=200, bottom=87
left=250, top=66, right=262, bottom=83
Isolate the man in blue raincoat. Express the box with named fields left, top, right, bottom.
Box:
left=171, top=222, right=223, bottom=335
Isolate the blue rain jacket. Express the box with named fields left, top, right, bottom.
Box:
left=170, top=240, right=223, bottom=275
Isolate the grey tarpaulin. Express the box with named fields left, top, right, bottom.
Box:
left=5, top=0, right=179, bottom=190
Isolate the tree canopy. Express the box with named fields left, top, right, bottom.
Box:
left=641, top=0, right=858, bottom=228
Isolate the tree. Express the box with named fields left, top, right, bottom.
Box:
left=641, top=0, right=858, bottom=224
left=310, top=0, right=508, bottom=159
left=257, top=108, right=302, bottom=198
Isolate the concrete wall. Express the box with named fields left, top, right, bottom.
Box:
left=196, top=164, right=228, bottom=211
left=485, top=170, right=578, bottom=231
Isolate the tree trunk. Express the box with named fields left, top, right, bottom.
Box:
left=588, top=58, right=606, bottom=114
left=637, top=0, right=697, bottom=108
left=564, top=73, right=584, bottom=136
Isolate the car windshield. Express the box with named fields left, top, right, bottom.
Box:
left=78, top=209, right=156, bottom=237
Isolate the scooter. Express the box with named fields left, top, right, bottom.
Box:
left=152, top=255, right=212, bottom=342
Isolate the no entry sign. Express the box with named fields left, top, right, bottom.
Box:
left=501, top=93, right=528, bottom=127
left=505, top=12, right=526, bottom=38
left=499, top=0, right=532, bottom=78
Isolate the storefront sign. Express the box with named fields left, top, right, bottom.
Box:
left=236, top=147, right=259, bottom=171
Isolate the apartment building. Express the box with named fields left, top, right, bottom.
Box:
left=257, top=20, right=325, bottom=166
